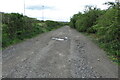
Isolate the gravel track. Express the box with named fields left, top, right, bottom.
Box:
left=2, top=26, right=118, bottom=78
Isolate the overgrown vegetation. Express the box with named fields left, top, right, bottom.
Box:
left=70, top=1, right=120, bottom=63
left=2, top=13, right=67, bottom=48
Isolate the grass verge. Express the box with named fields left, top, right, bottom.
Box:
left=81, top=32, right=120, bottom=65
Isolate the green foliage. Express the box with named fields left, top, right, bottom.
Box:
left=70, top=12, right=82, bottom=28
left=87, top=27, right=96, bottom=33
left=70, top=1, right=120, bottom=61
left=2, top=13, right=64, bottom=48
left=45, top=20, right=59, bottom=30
left=45, top=20, right=65, bottom=30
left=70, top=6, right=105, bottom=32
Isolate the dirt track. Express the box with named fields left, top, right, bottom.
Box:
left=2, top=26, right=118, bottom=78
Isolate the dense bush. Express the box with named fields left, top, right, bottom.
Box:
left=96, top=2, right=120, bottom=56
left=2, top=13, right=66, bottom=48
left=70, top=1, right=120, bottom=58
left=46, top=20, right=60, bottom=28
left=70, top=6, right=105, bottom=32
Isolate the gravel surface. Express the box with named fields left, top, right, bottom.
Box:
left=2, top=26, right=118, bottom=78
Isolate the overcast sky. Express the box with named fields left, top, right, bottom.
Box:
left=0, top=0, right=115, bottom=21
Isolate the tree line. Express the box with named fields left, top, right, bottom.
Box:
left=70, top=2, right=120, bottom=59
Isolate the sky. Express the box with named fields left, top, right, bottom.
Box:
left=0, top=0, right=115, bottom=22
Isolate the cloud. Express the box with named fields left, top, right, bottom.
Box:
left=0, top=0, right=115, bottom=21
left=26, top=5, right=55, bottom=10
